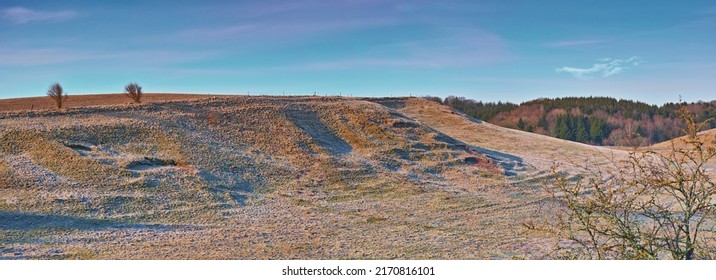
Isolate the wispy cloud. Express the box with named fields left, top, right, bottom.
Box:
left=178, top=17, right=396, bottom=40
left=556, top=56, right=645, bottom=79
left=545, top=39, right=608, bottom=48
left=1, top=7, right=78, bottom=24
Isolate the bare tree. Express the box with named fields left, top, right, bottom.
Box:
left=46, top=83, right=68, bottom=109
left=124, top=82, right=143, bottom=103
left=549, top=108, right=716, bottom=259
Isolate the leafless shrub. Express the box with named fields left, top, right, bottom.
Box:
left=548, top=108, right=716, bottom=259
left=124, top=82, right=143, bottom=103
left=46, top=83, right=68, bottom=109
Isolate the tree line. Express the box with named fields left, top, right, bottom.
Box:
left=431, top=96, right=716, bottom=146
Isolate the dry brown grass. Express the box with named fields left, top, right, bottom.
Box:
left=649, top=128, right=716, bottom=150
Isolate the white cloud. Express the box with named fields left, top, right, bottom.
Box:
left=1, top=7, right=77, bottom=24
left=556, top=56, right=644, bottom=79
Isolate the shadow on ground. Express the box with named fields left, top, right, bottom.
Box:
left=429, top=129, right=526, bottom=176
left=285, top=109, right=352, bottom=155
left=0, top=211, right=186, bottom=231
left=471, top=146, right=526, bottom=176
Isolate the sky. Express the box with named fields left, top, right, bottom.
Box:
left=1, top=0, right=714, bottom=105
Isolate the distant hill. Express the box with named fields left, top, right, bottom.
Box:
left=434, top=96, right=716, bottom=146
left=649, top=128, right=716, bottom=152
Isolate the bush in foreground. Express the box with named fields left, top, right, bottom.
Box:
left=549, top=108, right=716, bottom=259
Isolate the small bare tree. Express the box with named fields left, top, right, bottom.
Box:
left=124, top=82, right=143, bottom=103
left=46, top=83, right=68, bottom=109
left=549, top=108, right=716, bottom=259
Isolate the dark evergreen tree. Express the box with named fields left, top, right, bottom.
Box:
left=517, top=118, right=526, bottom=130
left=588, top=117, right=608, bottom=144
left=553, top=115, right=569, bottom=140
left=576, top=117, right=589, bottom=143
left=539, top=114, right=549, bottom=130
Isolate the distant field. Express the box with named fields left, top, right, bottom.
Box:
left=0, top=93, right=221, bottom=112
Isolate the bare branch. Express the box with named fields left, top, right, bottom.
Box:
left=546, top=107, right=716, bottom=259
left=124, top=82, right=143, bottom=104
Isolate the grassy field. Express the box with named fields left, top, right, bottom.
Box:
left=1, top=94, right=711, bottom=259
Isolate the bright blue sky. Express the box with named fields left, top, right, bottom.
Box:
left=1, top=0, right=714, bottom=104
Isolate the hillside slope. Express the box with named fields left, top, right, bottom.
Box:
left=381, top=98, right=627, bottom=177
left=649, top=128, right=716, bottom=151
left=4, top=94, right=668, bottom=259
left=3, top=95, right=553, bottom=259
left=647, top=128, right=716, bottom=175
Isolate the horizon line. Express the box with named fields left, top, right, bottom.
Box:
left=1, top=91, right=714, bottom=107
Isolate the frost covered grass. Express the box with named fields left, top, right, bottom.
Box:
left=0, top=95, right=558, bottom=260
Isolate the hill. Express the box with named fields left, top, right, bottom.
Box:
left=3, top=94, right=709, bottom=259
left=437, top=96, right=716, bottom=146
left=647, top=128, right=716, bottom=175
left=382, top=98, right=625, bottom=175
left=1, top=94, right=531, bottom=259
left=649, top=128, right=716, bottom=150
